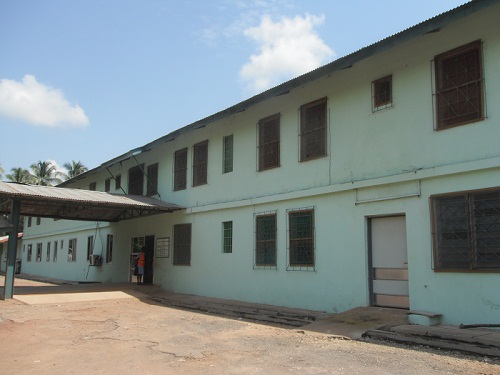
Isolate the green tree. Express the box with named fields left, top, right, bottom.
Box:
left=6, top=167, right=32, bottom=183
left=0, top=163, right=4, bottom=180
left=30, top=161, right=62, bottom=186
left=60, top=160, right=88, bottom=180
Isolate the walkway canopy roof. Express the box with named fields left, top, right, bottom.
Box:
left=0, top=181, right=184, bottom=222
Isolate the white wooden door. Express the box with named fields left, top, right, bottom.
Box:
left=370, top=216, right=409, bottom=309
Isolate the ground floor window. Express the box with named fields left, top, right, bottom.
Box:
left=222, top=221, right=233, bottom=254
left=106, top=234, right=113, bottom=263
left=432, top=188, right=500, bottom=271
left=53, top=240, right=58, bottom=262
left=173, top=224, right=191, bottom=265
left=36, top=243, right=42, bottom=262
left=255, top=212, right=277, bottom=268
left=287, top=208, right=315, bottom=270
left=46, top=242, right=51, bottom=262
left=68, top=238, right=77, bottom=262
left=27, top=244, right=32, bottom=262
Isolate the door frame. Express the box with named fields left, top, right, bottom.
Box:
left=367, top=214, right=408, bottom=308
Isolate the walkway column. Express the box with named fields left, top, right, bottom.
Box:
left=3, top=199, right=21, bottom=300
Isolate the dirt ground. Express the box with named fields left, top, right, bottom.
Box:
left=1, top=279, right=499, bottom=375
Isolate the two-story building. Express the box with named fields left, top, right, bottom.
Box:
left=18, top=0, right=500, bottom=325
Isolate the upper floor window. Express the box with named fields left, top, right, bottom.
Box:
left=147, top=163, right=159, bottom=196
left=174, top=148, right=188, bottom=191
left=431, top=188, right=500, bottom=271
left=372, top=75, right=392, bottom=111
left=258, top=114, right=280, bottom=171
left=89, top=182, right=97, bottom=191
left=105, top=178, right=111, bottom=192
left=115, top=175, right=122, bottom=190
left=193, top=140, right=208, bottom=187
left=300, top=98, right=327, bottom=161
left=223, top=135, right=234, bottom=174
left=434, top=40, right=483, bottom=130
left=87, top=235, right=94, bottom=261
left=128, top=164, right=144, bottom=195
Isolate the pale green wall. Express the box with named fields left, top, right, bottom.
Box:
left=19, top=4, right=500, bottom=324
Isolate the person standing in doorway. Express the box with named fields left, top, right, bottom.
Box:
left=136, top=247, right=145, bottom=285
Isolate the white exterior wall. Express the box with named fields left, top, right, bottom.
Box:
left=20, top=4, right=500, bottom=324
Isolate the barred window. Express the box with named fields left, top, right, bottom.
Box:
left=222, top=221, right=233, bottom=254
left=223, top=135, right=233, bottom=174
left=36, top=243, right=42, bottom=262
left=300, top=98, right=327, bottom=161
left=174, top=148, right=188, bottom=191
left=173, top=223, right=191, bottom=266
left=372, top=75, right=392, bottom=111
left=87, top=235, right=94, bottom=261
left=258, top=114, right=280, bottom=171
left=68, top=238, right=77, bottom=262
left=193, top=140, right=208, bottom=186
left=435, top=41, right=483, bottom=130
left=255, top=213, right=277, bottom=267
left=128, top=164, right=144, bottom=195
left=432, top=189, right=500, bottom=271
left=147, top=163, right=159, bottom=196
left=288, top=209, right=315, bottom=269
left=27, top=244, right=32, bottom=262
left=106, top=234, right=113, bottom=263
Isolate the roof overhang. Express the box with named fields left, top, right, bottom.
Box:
left=0, top=182, right=184, bottom=222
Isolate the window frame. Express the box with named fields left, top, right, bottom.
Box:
left=174, top=148, right=188, bottom=191
left=87, top=235, right=94, bottom=261
left=27, top=244, right=32, bottom=262
left=255, top=212, right=278, bottom=269
left=115, top=175, right=122, bottom=191
left=128, top=164, right=144, bottom=195
left=258, top=114, right=280, bottom=171
left=192, top=140, right=208, bottom=187
left=434, top=40, right=484, bottom=130
left=68, top=238, right=77, bottom=262
left=372, top=75, right=393, bottom=111
left=287, top=208, right=315, bottom=271
left=223, top=135, right=234, bottom=174
left=173, top=223, right=192, bottom=266
left=431, top=188, right=500, bottom=272
left=36, top=242, right=42, bottom=262
left=46, top=241, right=51, bottom=262
left=105, top=178, right=111, bottom=192
left=222, top=221, right=233, bottom=254
left=299, top=97, right=328, bottom=162
left=147, top=163, right=159, bottom=196
left=106, top=234, right=113, bottom=263
left=53, top=240, right=58, bottom=262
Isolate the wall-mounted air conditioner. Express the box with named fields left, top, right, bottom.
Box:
left=89, top=254, right=102, bottom=266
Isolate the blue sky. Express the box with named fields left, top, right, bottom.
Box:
left=0, top=0, right=469, bottom=177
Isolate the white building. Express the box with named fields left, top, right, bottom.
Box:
left=18, top=1, right=500, bottom=325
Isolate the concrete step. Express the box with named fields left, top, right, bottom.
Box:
left=147, top=295, right=327, bottom=327
left=364, top=328, right=500, bottom=357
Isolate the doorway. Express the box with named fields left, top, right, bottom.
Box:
left=130, top=235, right=155, bottom=285
left=369, top=216, right=409, bottom=309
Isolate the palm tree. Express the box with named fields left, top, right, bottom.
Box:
left=60, top=160, right=88, bottom=180
left=0, top=163, right=4, bottom=180
left=30, top=161, right=62, bottom=186
left=6, top=167, right=32, bottom=183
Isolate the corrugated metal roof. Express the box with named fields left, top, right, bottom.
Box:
left=0, top=182, right=184, bottom=222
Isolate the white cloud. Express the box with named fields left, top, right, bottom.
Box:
left=240, top=14, right=335, bottom=94
left=0, top=75, right=89, bottom=128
